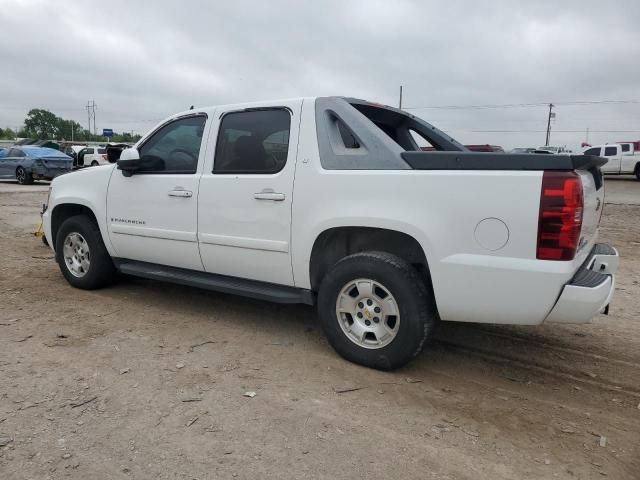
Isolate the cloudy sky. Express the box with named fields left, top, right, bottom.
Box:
left=1, top=0, right=639, bottom=150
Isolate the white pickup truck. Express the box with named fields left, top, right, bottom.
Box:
left=582, top=143, right=640, bottom=179
left=42, top=97, right=619, bottom=370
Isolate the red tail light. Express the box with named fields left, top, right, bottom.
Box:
left=537, top=171, right=583, bottom=260
left=101, top=154, right=108, bottom=160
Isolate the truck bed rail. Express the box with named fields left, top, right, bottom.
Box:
left=401, top=152, right=607, bottom=171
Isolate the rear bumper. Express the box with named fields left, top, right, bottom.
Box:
left=544, top=244, right=618, bottom=324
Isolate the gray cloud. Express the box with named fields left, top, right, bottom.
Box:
left=1, top=0, right=639, bottom=149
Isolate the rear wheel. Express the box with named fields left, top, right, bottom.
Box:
left=16, top=167, right=33, bottom=185
left=55, top=214, right=116, bottom=289
left=91, top=160, right=99, bottom=167
left=317, top=251, right=437, bottom=370
left=634, top=164, right=640, bottom=181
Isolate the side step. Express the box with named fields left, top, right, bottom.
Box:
left=114, top=259, right=314, bottom=305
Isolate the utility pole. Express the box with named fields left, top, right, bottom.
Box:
left=545, top=103, right=554, bottom=146
left=86, top=100, right=97, bottom=137
left=86, top=101, right=92, bottom=135
left=92, top=100, right=97, bottom=136
left=399, top=85, right=403, bottom=109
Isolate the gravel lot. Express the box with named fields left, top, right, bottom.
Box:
left=1, top=178, right=639, bottom=480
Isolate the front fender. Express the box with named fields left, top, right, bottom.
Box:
left=46, top=166, right=116, bottom=256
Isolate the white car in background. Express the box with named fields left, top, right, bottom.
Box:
left=537, top=146, right=572, bottom=154
left=78, top=146, right=108, bottom=167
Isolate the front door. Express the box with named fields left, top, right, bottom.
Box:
left=106, top=114, right=208, bottom=271
left=0, top=148, right=22, bottom=178
left=0, top=149, right=14, bottom=177
left=602, top=145, right=621, bottom=173
left=197, top=102, right=302, bottom=286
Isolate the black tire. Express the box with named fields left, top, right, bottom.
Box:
left=635, top=164, right=640, bottom=181
left=16, top=167, right=33, bottom=185
left=317, top=251, right=438, bottom=370
left=55, top=214, right=116, bottom=289
left=91, top=161, right=99, bottom=167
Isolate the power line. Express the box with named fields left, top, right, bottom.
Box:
left=404, top=99, right=640, bottom=110
left=467, top=129, right=640, bottom=133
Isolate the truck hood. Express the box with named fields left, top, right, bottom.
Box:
left=50, top=164, right=116, bottom=198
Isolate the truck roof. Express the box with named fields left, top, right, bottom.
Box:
left=169, top=96, right=410, bottom=120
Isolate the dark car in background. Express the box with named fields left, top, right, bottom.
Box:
left=421, top=144, right=505, bottom=152
left=510, top=147, right=537, bottom=154
left=464, top=144, right=505, bottom=152
left=0, top=146, right=73, bottom=184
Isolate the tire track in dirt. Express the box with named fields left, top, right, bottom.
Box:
left=436, top=339, right=640, bottom=398
left=444, top=325, right=640, bottom=368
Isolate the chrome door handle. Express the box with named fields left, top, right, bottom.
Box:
left=168, top=189, right=193, bottom=198
left=254, top=191, right=285, bottom=201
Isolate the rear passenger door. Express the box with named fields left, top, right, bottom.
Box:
left=197, top=101, right=302, bottom=286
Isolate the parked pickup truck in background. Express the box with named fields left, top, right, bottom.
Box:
left=583, top=143, right=640, bottom=180
left=42, top=96, right=619, bottom=370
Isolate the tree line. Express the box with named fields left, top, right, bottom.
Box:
left=0, top=109, right=142, bottom=143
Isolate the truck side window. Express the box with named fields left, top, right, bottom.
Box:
left=137, top=115, right=206, bottom=174
left=604, top=146, right=617, bottom=156
left=214, top=109, right=291, bottom=174
left=621, top=144, right=630, bottom=153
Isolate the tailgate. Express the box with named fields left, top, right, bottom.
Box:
left=576, top=167, right=604, bottom=258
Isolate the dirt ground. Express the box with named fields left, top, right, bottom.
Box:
left=1, top=179, right=639, bottom=480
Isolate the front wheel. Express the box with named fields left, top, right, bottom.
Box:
left=635, top=164, right=640, bottom=181
left=91, top=160, right=99, bottom=167
left=317, top=251, right=438, bottom=370
left=55, top=215, right=116, bottom=289
left=16, top=167, right=33, bottom=185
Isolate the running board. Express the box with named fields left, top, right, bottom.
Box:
left=114, top=259, right=314, bottom=305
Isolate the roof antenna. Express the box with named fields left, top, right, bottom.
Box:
left=189, top=105, right=194, bottom=110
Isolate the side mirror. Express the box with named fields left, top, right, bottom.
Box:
left=117, top=148, right=141, bottom=177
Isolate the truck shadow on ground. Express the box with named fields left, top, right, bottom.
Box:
left=106, top=273, right=639, bottom=396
